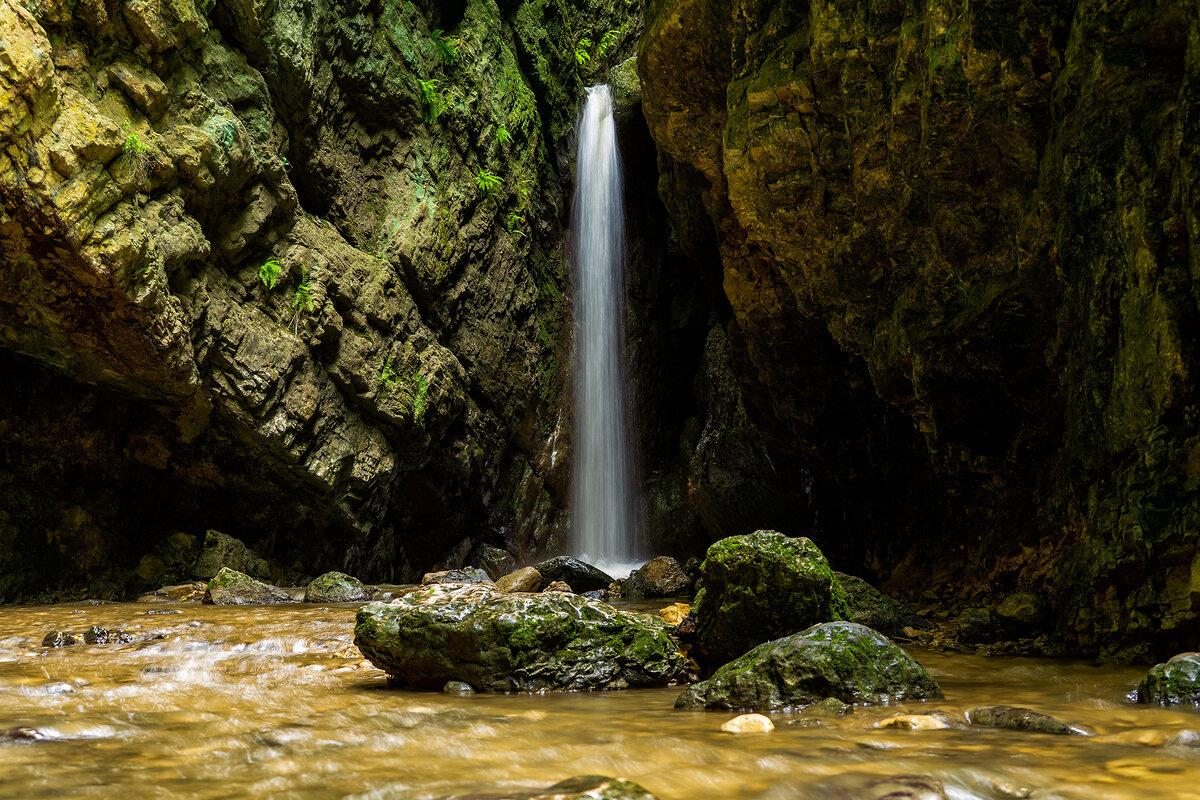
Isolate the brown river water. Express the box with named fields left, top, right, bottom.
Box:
left=2, top=599, right=1199, bottom=799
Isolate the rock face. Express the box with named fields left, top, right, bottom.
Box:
left=304, top=571, right=370, bottom=603
left=194, top=530, right=269, bottom=581
left=624, top=556, right=690, bottom=599
left=353, top=584, right=690, bottom=691
left=675, top=621, right=943, bottom=711
left=531, top=557, right=614, bottom=593
left=203, top=567, right=292, bottom=605
left=690, top=531, right=848, bottom=664
left=639, top=0, right=1200, bottom=657
left=1132, top=653, right=1200, bottom=705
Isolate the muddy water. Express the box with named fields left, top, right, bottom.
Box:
left=1, top=601, right=1199, bottom=799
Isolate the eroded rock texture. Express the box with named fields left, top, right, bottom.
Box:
left=639, top=0, right=1199, bottom=658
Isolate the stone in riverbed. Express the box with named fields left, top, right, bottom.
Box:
left=836, top=572, right=928, bottom=637
left=495, top=567, right=542, bottom=593
left=194, top=530, right=271, bottom=581
left=624, top=557, right=691, bottom=599
left=530, top=556, right=613, bottom=593
left=1133, top=653, right=1200, bottom=705
left=966, top=705, right=1084, bottom=735
left=41, top=631, right=79, bottom=647
left=305, top=571, right=371, bottom=603
left=675, top=621, right=942, bottom=711
left=543, top=580, right=573, bottom=593
left=439, top=775, right=661, bottom=799
left=720, top=713, right=774, bottom=734
left=354, top=584, right=690, bottom=692
left=422, top=568, right=494, bottom=586
left=467, top=543, right=517, bottom=581
left=203, top=567, right=293, bottom=605
left=690, top=531, right=849, bottom=664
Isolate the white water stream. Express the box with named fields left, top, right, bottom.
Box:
left=568, top=85, right=643, bottom=578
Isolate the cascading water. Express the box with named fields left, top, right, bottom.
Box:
left=568, top=85, right=643, bottom=576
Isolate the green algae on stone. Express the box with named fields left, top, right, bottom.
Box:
left=304, top=571, right=370, bottom=603
left=675, top=621, right=943, bottom=712
left=354, top=584, right=689, bottom=691
left=691, top=531, right=849, bottom=664
left=1133, top=653, right=1200, bottom=706
left=203, top=566, right=292, bottom=605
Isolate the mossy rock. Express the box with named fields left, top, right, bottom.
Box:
left=304, top=571, right=370, bottom=603
left=354, top=584, right=689, bottom=691
left=691, top=531, right=849, bottom=664
left=442, top=775, right=660, bottom=799
left=836, top=572, right=927, bottom=637
left=624, top=556, right=690, bottom=599
left=422, top=568, right=494, bottom=586
left=675, top=621, right=943, bottom=711
left=530, top=556, right=614, bottom=593
left=203, top=567, right=292, bottom=605
left=193, top=530, right=270, bottom=581
left=1133, top=653, right=1200, bottom=705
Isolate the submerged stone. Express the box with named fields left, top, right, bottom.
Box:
left=203, top=567, right=293, bottom=605
left=354, top=584, right=690, bottom=692
left=443, top=681, right=475, bottom=696
left=690, top=531, right=849, bottom=664
left=1133, top=653, right=1200, bottom=705
left=675, top=621, right=942, bottom=711
left=530, top=557, right=614, bottom=593
left=720, top=713, right=774, bottom=734
left=440, top=775, right=661, bottom=800
left=624, top=557, right=691, bottom=599
left=304, top=571, right=371, bottom=603
left=966, top=705, right=1083, bottom=735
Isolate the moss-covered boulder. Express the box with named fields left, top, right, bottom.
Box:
left=691, top=531, right=849, bottom=664
left=421, top=568, right=494, bottom=586
left=354, top=584, right=690, bottom=692
left=1132, top=653, right=1200, bottom=705
left=304, top=571, right=370, bottom=603
left=624, top=556, right=690, bottom=599
left=675, top=621, right=942, bottom=711
left=194, top=530, right=270, bottom=581
left=203, top=567, right=292, bottom=605
left=836, top=573, right=927, bottom=637
left=531, top=557, right=614, bottom=593
left=442, top=775, right=661, bottom=800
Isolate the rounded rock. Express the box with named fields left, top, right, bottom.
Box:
left=720, top=713, right=774, bottom=734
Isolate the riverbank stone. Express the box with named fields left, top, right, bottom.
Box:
left=422, top=568, right=494, bottom=586
left=468, top=543, right=516, bottom=580
left=305, top=571, right=371, bottom=603
left=836, top=573, right=927, bottom=637
left=690, top=531, right=849, bottom=664
left=354, top=584, right=690, bottom=692
left=496, top=567, right=542, bottom=593
left=675, top=621, right=942, bottom=711
left=203, top=567, right=293, bottom=605
left=543, top=580, right=573, bottom=593
left=966, top=706, right=1084, bottom=735
left=194, top=530, right=270, bottom=581
left=625, top=557, right=691, bottom=599
left=1132, top=653, right=1200, bottom=705
left=531, top=557, right=614, bottom=593
left=440, top=775, right=661, bottom=799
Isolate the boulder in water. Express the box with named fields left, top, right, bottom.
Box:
left=422, top=568, right=494, bottom=586
left=957, top=607, right=1002, bottom=644
left=624, top=557, right=691, bottom=599
left=690, top=531, right=849, bottom=664
left=967, top=705, right=1085, bottom=735
left=1132, top=653, right=1200, bottom=705
left=836, top=572, right=927, bottom=637
left=495, top=567, right=542, bottom=593
left=193, top=530, right=270, bottom=581
left=354, top=584, right=690, bottom=692
left=41, top=631, right=79, bottom=648
left=720, top=713, right=774, bottom=734
left=531, top=557, right=614, bottom=593
left=305, top=571, right=371, bottom=603
left=440, top=775, right=661, bottom=800
left=675, top=621, right=942, bottom=711
left=203, top=567, right=293, bottom=605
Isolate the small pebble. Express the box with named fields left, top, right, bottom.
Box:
left=720, top=713, right=774, bottom=734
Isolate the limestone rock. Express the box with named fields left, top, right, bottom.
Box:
left=1133, top=653, right=1200, bottom=706
left=675, top=621, right=942, bottom=711
left=966, top=706, right=1084, bottom=736
left=658, top=603, right=690, bottom=626
left=720, top=713, right=774, bottom=734
left=690, top=531, right=849, bottom=664
left=194, top=531, right=270, bottom=582
left=495, top=567, right=542, bottom=593
left=203, top=567, right=292, bottom=605
left=422, top=568, right=494, bottom=587
left=531, top=557, right=614, bottom=593
left=304, top=571, right=370, bottom=603
left=542, top=580, right=573, bottom=593
left=354, top=584, right=690, bottom=692
left=836, top=573, right=927, bottom=638
left=468, top=543, right=516, bottom=581
left=624, top=557, right=690, bottom=599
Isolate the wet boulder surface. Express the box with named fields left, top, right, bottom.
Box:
left=304, top=571, right=371, bottom=603
left=1132, top=653, right=1200, bottom=705
left=835, top=572, right=927, bottom=638
left=354, top=584, right=690, bottom=692
left=624, top=556, right=690, bottom=599
left=675, top=621, right=942, bottom=712
left=439, top=775, right=661, bottom=800
left=530, top=557, right=614, bottom=594
left=203, top=567, right=293, bottom=605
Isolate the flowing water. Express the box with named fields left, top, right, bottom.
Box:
left=2, top=601, right=1200, bottom=799
left=569, top=84, right=643, bottom=574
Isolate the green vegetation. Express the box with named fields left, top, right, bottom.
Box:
left=495, top=125, right=511, bottom=147
left=474, top=168, right=503, bottom=198
left=595, top=29, right=620, bottom=59
left=431, top=28, right=459, bottom=66
left=574, top=37, right=592, bottom=67
left=379, top=354, right=430, bottom=424
left=122, top=125, right=149, bottom=157
left=505, top=211, right=525, bottom=239
left=258, top=259, right=281, bottom=290
left=290, top=267, right=314, bottom=333
left=418, top=78, right=444, bottom=124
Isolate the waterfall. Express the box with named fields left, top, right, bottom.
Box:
left=568, top=85, right=643, bottom=576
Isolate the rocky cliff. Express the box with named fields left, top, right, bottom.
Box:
left=639, top=0, right=1199, bottom=659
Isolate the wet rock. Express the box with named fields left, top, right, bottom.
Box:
left=543, top=581, right=573, bottom=593
left=443, top=681, right=475, bottom=696
left=807, top=697, right=852, bottom=716
left=606, top=579, right=625, bottom=600
left=658, top=603, right=690, bottom=626
left=0, top=727, right=45, bottom=741
left=137, top=582, right=207, bottom=603
left=468, top=544, right=516, bottom=581
left=83, top=625, right=132, bottom=644
left=675, top=621, right=942, bottom=712
left=836, top=573, right=927, bottom=638
left=878, top=715, right=952, bottom=731
left=422, top=568, right=494, bottom=586
left=41, top=631, right=79, bottom=647
left=581, top=590, right=606, bottom=600
left=530, top=557, right=614, bottom=593
left=821, top=775, right=949, bottom=800
left=624, top=557, right=691, bottom=599
left=957, top=607, right=1002, bottom=644
left=495, top=568, right=542, bottom=593
left=304, top=571, right=371, bottom=603
left=194, top=530, right=271, bottom=581
left=203, top=567, right=293, bottom=605
left=720, top=713, right=774, bottom=734
left=354, top=584, right=690, bottom=692
left=995, top=593, right=1048, bottom=628
left=966, top=706, right=1083, bottom=735
left=440, top=775, right=661, bottom=800
left=1132, top=653, right=1200, bottom=705
left=690, top=531, right=849, bottom=664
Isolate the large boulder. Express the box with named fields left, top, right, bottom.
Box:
left=675, top=621, right=942, bottom=711
left=690, top=531, right=849, bottom=664
left=1132, top=653, right=1200, bottom=705
left=441, top=775, right=661, bottom=800
left=193, top=530, right=270, bottom=581
left=531, top=557, right=614, bottom=593
left=836, top=573, right=927, bottom=637
left=624, top=557, right=691, bottom=599
left=422, top=568, right=494, bottom=586
left=203, top=567, right=293, bottom=605
left=495, top=567, right=542, bottom=593
left=304, top=571, right=371, bottom=603
left=468, top=543, right=517, bottom=581
left=354, top=584, right=690, bottom=692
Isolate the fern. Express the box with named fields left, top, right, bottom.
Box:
left=595, top=29, right=620, bottom=59
left=496, top=124, right=511, bottom=147
left=505, top=211, right=526, bottom=239
left=290, top=267, right=314, bottom=333
left=574, top=37, right=592, bottom=66
left=379, top=356, right=430, bottom=424
left=259, top=259, right=281, bottom=290
left=432, top=28, right=459, bottom=66
left=418, top=78, right=444, bottom=124
left=475, top=168, right=503, bottom=198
